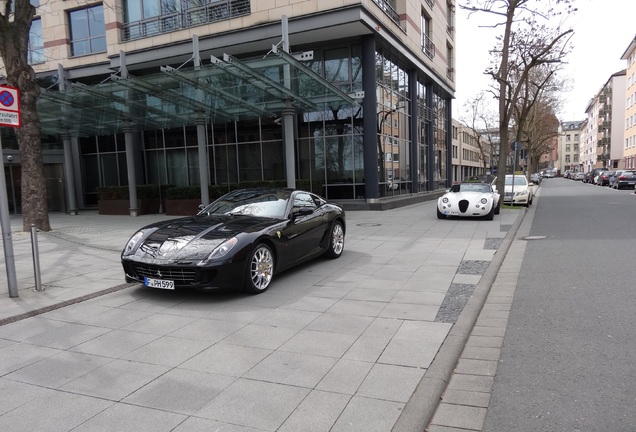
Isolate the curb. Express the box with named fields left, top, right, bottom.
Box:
left=391, top=209, right=527, bottom=432
left=0, top=283, right=136, bottom=327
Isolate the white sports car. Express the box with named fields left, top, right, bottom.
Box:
left=437, top=182, right=500, bottom=220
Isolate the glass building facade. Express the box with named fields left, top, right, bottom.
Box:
left=65, top=42, right=450, bottom=205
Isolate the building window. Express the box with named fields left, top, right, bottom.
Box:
left=28, top=18, right=45, bottom=64
left=446, top=1, right=454, bottom=37
left=421, top=9, right=434, bottom=59
left=122, top=0, right=251, bottom=41
left=566, top=144, right=570, bottom=152
left=566, top=134, right=571, bottom=141
left=446, top=43, right=454, bottom=80
left=69, top=5, right=106, bottom=56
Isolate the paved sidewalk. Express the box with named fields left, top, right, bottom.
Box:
left=0, top=202, right=524, bottom=432
left=427, top=189, right=538, bottom=431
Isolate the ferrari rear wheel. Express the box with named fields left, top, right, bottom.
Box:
left=325, top=221, right=345, bottom=259
left=436, top=208, right=446, bottom=219
left=244, top=243, right=274, bottom=294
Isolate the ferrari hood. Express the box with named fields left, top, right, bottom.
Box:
left=134, top=215, right=280, bottom=261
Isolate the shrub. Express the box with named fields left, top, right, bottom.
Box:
left=96, top=184, right=174, bottom=200
left=161, top=181, right=326, bottom=201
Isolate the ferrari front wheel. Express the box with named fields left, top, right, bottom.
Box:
left=244, top=243, right=274, bottom=294
left=324, top=221, right=345, bottom=259
left=436, top=208, right=446, bottom=219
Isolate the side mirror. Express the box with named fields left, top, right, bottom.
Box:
left=291, top=206, right=313, bottom=220
left=197, top=204, right=206, bottom=211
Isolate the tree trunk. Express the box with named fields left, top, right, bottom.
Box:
left=0, top=1, right=51, bottom=231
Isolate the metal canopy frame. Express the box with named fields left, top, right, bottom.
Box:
left=37, top=45, right=361, bottom=137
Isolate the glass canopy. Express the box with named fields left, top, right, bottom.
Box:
left=37, top=47, right=360, bottom=137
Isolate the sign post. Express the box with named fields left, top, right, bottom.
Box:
left=0, top=85, right=20, bottom=297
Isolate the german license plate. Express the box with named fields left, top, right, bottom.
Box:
left=144, top=277, right=175, bottom=290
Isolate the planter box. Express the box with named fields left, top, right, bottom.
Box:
left=165, top=199, right=201, bottom=216
left=98, top=199, right=160, bottom=215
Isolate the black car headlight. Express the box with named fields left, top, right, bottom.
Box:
left=199, top=237, right=239, bottom=265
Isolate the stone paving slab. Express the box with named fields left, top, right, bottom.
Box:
left=0, top=203, right=523, bottom=432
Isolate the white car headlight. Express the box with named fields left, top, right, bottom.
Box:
left=442, top=197, right=449, bottom=203
left=480, top=198, right=488, bottom=204
left=123, top=231, right=145, bottom=256
left=515, top=190, right=528, bottom=196
left=199, top=237, right=239, bottom=265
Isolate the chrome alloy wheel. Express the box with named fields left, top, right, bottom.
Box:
left=331, top=223, right=345, bottom=255
left=250, top=245, right=274, bottom=291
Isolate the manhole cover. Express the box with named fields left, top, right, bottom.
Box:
left=356, top=223, right=382, bottom=227
left=522, top=235, right=549, bottom=240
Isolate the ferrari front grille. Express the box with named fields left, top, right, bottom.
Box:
left=132, top=263, right=196, bottom=284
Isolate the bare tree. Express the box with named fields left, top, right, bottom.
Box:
left=460, top=0, right=575, bottom=196
left=518, top=98, right=561, bottom=175
left=509, top=63, right=564, bottom=174
left=0, top=0, right=50, bottom=231
left=461, top=91, right=499, bottom=175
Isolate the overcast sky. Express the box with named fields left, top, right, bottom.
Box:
left=453, top=0, right=636, bottom=123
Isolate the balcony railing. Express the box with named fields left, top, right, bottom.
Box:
left=424, top=0, right=434, bottom=8
left=422, top=34, right=435, bottom=59
left=122, top=0, right=250, bottom=41
left=372, top=0, right=401, bottom=25
left=597, top=137, right=610, bottom=146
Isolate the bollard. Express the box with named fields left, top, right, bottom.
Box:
left=30, top=224, right=44, bottom=292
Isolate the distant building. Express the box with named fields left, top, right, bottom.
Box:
left=621, top=35, right=636, bottom=169
left=558, top=121, right=584, bottom=173
left=451, top=119, right=491, bottom=182
left=581, top=70, right=626, bottom=172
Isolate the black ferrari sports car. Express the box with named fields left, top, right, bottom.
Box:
left=121, top=188, right=346, bottom=294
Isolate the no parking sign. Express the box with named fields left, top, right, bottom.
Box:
left=0, top=85, right=21, bottom=128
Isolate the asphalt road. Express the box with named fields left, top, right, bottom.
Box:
left=484, top=178, right=636, bottom=432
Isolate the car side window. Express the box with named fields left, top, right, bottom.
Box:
left=292, top=193, right=317, bottom=213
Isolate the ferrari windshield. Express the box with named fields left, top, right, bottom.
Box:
left=199, top=189, right=291, bottom=218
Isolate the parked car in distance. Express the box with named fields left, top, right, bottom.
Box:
left=609, top=170, right=623, bottom=186
left=563, top=170, right=572, bottom=179
left=530, top=173, right=542, bottom=185
left=574, top=172, right=586, bottom=181
left=121, top=188, right=346, bottom=294
left=596, top=170, right=613, bottom=186
left=493, top=174, right=534, bottom=207
left=612, top=170, right=636, bottom=189
left=437, top=182, right=500, bottom=220
left=585, top=168, right=605, bottom=184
